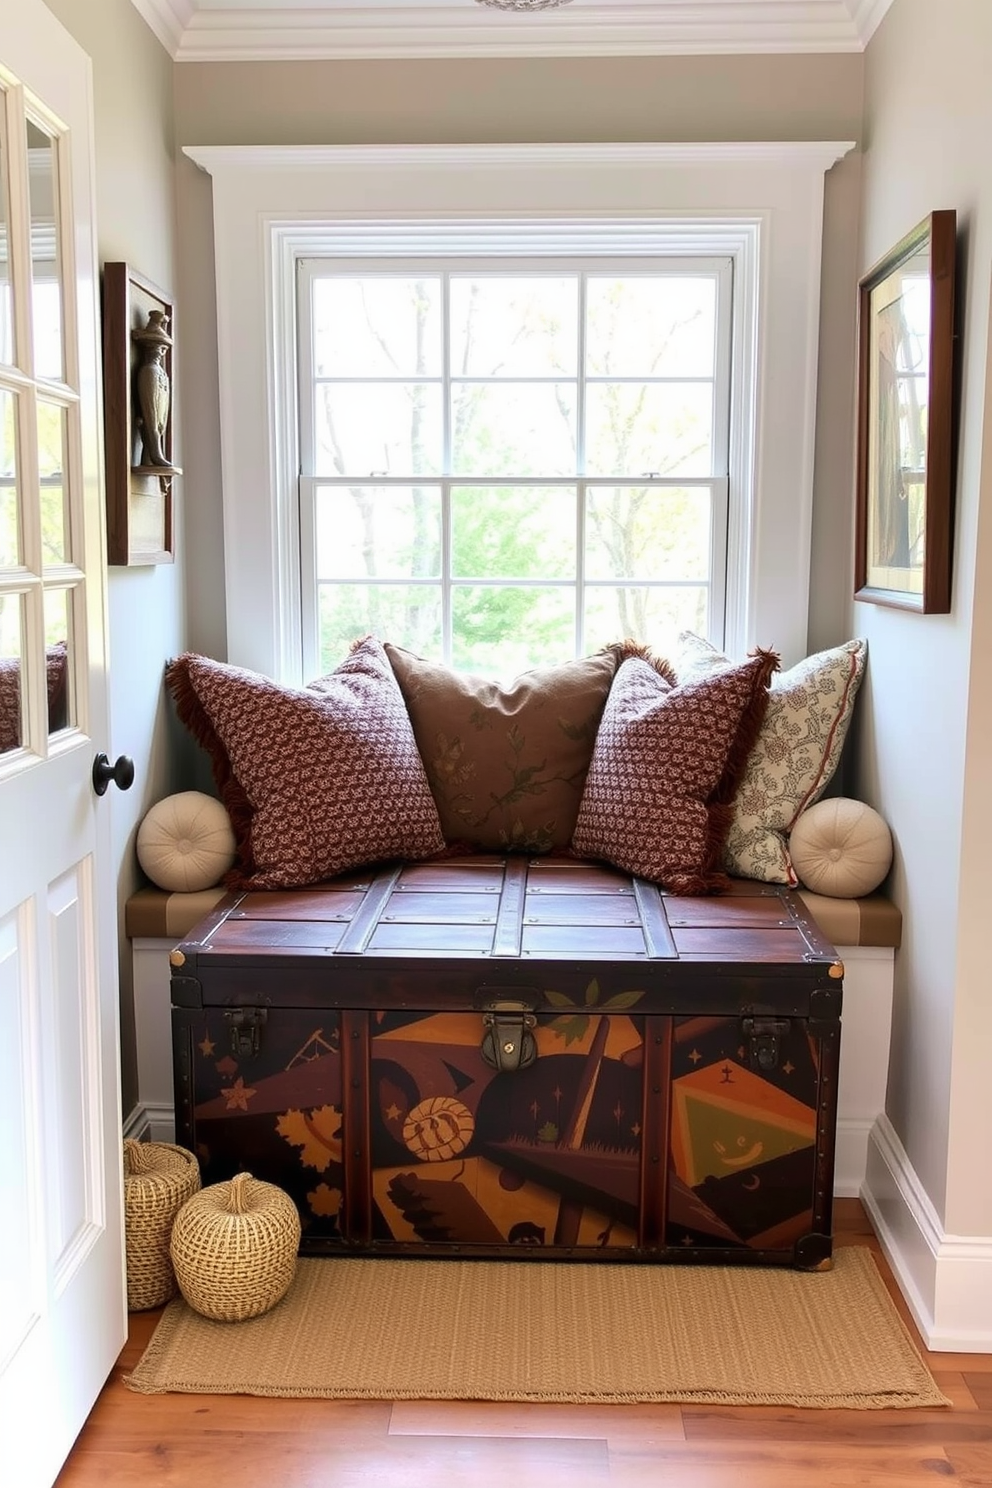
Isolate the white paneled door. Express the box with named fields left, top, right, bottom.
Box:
left=0, top=4, right=126, bottom=1485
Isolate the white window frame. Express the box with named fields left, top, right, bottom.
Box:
left=183, top=141, right=854, bottom=684
left=296, top=254, right=734, bottom=679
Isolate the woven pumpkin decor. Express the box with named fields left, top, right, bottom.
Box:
left=170, top=1172, right=302, bottom=1322
left=123, top=1138, right=201, bottom=1311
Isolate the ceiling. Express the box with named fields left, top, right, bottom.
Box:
left=129, top=0, right=895, bottom=61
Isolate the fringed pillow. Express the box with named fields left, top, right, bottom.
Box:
left=572, top=649, right=778, bottom=894
left=675, top=632, right=867, bottom=885
left=165, top=636, right=444, bottom=890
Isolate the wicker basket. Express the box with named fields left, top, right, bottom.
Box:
left=123, top=1138, right=201, bottom=1311
left=170, top=1172, right=302, bottom=1322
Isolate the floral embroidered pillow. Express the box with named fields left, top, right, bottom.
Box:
left=572, top=650, right=777, bottom=894
left=384, top=644, right=621, bottom=853
left=165, top=636, right=444, bottom=889
left=675, top=632, right=867, bottom=886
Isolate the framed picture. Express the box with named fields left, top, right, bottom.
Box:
left=854, top=209, right=956, bottom=612
left=102, top=262, right=181, bottom=565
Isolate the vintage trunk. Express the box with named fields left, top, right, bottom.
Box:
left=170, top=856, right=843, bottom=1269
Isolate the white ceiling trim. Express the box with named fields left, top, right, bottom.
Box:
left=130, top=0, right=197, bottom=55
left=184, top=139, right=856, bottom=173
left=849, top=0, right=896, bottom=47
left=131, top=0, right=897, bottom=61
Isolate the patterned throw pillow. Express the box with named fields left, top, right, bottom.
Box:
left=572, top=650, right=778, bottom=894
left=675, top=632, right=867, bottom=885
left=165, top=636, right=445, bottom=889
left=384, top=644, right=621, bottom=852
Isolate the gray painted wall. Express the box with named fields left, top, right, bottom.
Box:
left=173, top=53, right=865, bottom=665
left=856, top=0, right=992, bottom=1235
left=43, top=0, right=185, bottom=1115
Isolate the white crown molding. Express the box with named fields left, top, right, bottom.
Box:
left=184, top=139, right=855, bottom=175
left=130, top=0, right=890, bottom=61
left=129, top=0, right=196, bottom=55
left=849, top=0, right=897, bottom=47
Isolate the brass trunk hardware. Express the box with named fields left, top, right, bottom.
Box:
left=224, top=1006, right=268, bottom=1058
left=480, top=1001, right=538, bottom=1073
left=742, top=1015, right=792, bottom=1072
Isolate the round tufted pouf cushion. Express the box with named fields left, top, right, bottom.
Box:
left=170, top=1172, right=302, bottom=1321
left=136, top=790, right=236, bottom=892
left=123, top=1138, right=201, bottom=1311
left=789, top=797, right=893, bottom=898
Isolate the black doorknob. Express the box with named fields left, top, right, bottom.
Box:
left=92, top=752, right=135, bottom=796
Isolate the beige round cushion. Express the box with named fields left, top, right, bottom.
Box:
left=136, top=790, right=236, bottom=892
left=789, top=797, right=893, bottom=898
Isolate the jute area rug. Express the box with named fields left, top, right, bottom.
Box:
left=126, top=1245, right=948, bottom=1410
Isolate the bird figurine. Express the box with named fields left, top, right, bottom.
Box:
left=132, top=309, right=173, bottom=467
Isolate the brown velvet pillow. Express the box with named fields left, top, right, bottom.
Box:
left=165, top=636, right=445, bottom=889
left=572, top=649, right=778, bottom=894
left=384, top=643, right=621, bottom=853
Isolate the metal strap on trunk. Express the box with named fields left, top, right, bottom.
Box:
left=335, top=864, right=404, bottom=955
left=631, top=877, right=679, bottom=959
left=491, top=856, right=529, bottom=958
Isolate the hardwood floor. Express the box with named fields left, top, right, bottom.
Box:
left=56, top=1202, right=992, bottom=1488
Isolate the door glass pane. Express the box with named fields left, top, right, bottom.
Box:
left=0, top=388, right=19, bottom=566
left=26, top=118, right=63, bottom=383
left=43, top=587, right=71, bottom=734
left=0, top=592, right=23, bottom=753
left=0, top=94, right=13, bottom=368
left=452, top=486, right=575, bottom=579
left=317, top=583, right=440, bottom=675
left=38, top=398, right=68, bottom=565
left=450, top=277, right=578, bottom=377
left=585, top=486, right=711, bottom=581
left=315, top=484, right=441, bottom=580
left=38, top=401, right=67, bottom=566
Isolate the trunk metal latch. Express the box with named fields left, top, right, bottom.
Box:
left=224, top=1006, right=267, bottom=1059
left=742, top=1015, right=792, bottom=1072
left=480, top=1001, right=538, bottom=1074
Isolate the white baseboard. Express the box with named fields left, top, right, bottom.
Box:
left=122, top=1104, right=149, bottom=1142
left=122, top=1102, right=176, bottom=1145
left=833, top=1117, right=873, bottom=1198
left=862, top=1114, right=992, bottom=1352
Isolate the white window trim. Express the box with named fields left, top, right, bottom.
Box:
left=184, top=141, right=854, bottom=683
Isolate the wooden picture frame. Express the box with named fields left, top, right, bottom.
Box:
left=101, top=262, right=180, bottom=565
left=854, top=210, right=956, bottom=612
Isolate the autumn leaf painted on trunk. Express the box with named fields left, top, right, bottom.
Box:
left=544, top=979, right=645, bottom=1043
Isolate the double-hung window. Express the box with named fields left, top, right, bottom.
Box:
left=297, top=259, right=732, bottom=680
left=185, top=141, right=852, bottom=682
